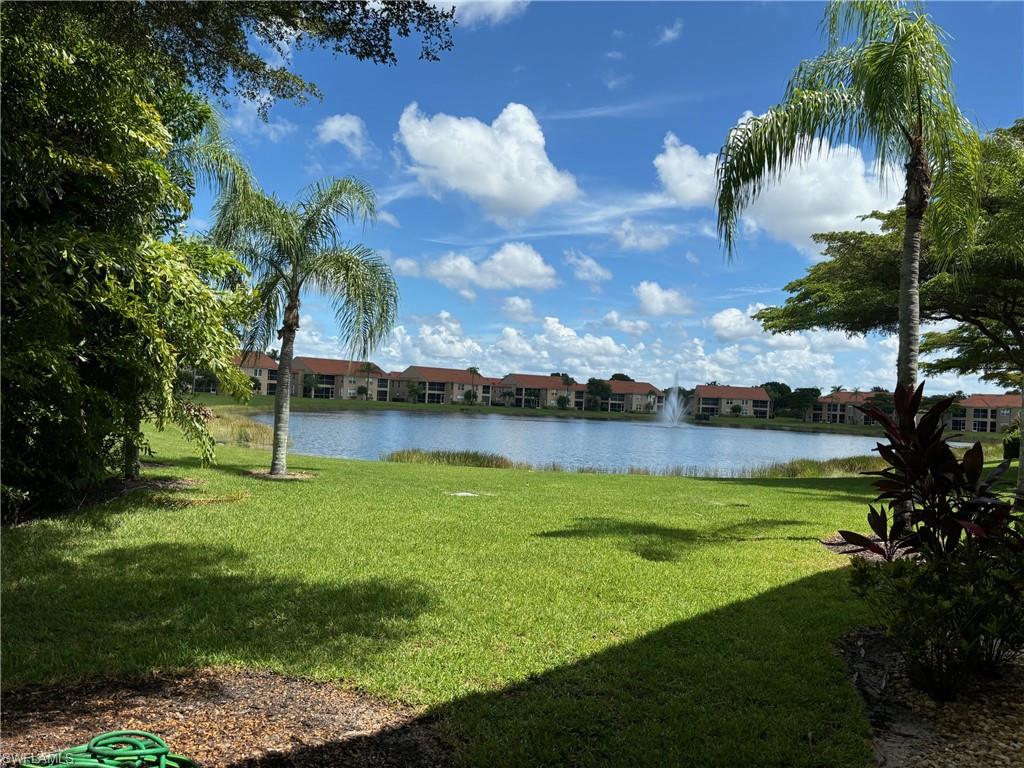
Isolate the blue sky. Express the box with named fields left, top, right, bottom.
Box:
left=193, top=1, right=1024, bottom=392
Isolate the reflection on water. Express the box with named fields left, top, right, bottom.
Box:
left=253, top=409, right=882, bottom=474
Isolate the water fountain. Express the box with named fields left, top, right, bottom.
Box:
left=659, top=371, right=690, bottom=427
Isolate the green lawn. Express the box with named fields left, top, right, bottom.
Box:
left=2, top=427, right=882, bottom=767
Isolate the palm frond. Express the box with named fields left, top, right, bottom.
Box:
left=299, top=177, right=377, bottom=251
left=305, top=246, right=398, bottom=359
left=715, top=88, right=866, bottom=256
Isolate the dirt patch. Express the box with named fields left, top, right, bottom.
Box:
left=838, top=629, right=1024, bottom=767
left=247, top=469, right=316, bottom=481
left=1, top=668, right=447, bottom=768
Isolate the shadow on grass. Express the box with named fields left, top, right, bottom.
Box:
left=536, top=517, right=818, bottom=562
left=227, top=567, right=871, bottom=768
left=1, top=539, right=436, bottom=686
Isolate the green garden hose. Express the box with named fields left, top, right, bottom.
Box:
left=20, top=730, right=199, bottom=768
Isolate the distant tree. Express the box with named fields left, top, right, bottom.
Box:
left=716, top=0, right=981, bottom=387
left=560, top=373, right=577, bottom=405
left=556, top=395, right=570, bottom=410
left=609, top=373, right=634, bottom=382
left=303, top=373, right=318, bottom=397
left=759, top=381, right=792, bottom=403
left=586, top=378, right=612, bottom=410
left=462, top=388, right=478, bottom=405
left=406, top=381, right=425, bottom=403
left=356, top=385, right=368, bottom=399
left=358, top=362, right=375, bottom=399
left=730, top=404, right=743, bottom=416
left=831, top=385, right=846, bottom=394
left=467, top=366, right=480, bottom=399
left=268, top=348, right=280, bottom=361
left=776, top=387, right=822, bottom=420
left=705, top=380, right=721, bottom=387
left=499, top=390, right=516, bottom=406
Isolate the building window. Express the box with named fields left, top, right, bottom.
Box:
left=973, top=420, right=990, bottom=432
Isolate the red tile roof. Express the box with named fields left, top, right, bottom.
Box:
left=610, top=380, right=664, bottom=396
left=291, top=357, right=384, bottom=376
left=234, top=352, right=278, bottom=370
left=695, top=385, right=771, bottom=401
left=960, top=393, right=1021, bottom=409
left=498, top=373, right=579, bottom=389
left=398, top=366, right=493, bottom=385
left=817, top=390, right=875, bottom=404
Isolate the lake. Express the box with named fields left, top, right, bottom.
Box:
left=253, top=410, right=883, bottom=474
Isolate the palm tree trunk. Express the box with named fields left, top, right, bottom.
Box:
left=897, top=138, right=931, bottom=389
left=271, top=305, right=299, bottom=476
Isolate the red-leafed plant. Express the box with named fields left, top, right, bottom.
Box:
left=839, top=384, right=1024, bottom=700
left=838, top=383, right=1019, bottom=561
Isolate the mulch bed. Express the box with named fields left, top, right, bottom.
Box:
left=838, top=629, right=1024, bottom=767
left=1, top=668, right=448, bottom=768
left=827, top=533, right=1024, bottom=766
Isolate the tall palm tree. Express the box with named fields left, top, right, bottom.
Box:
left=716, top=0, right=980, bottom=387
left=212, top=178, right=398, bottom=475
left=359, top=361, right=375, bottom=400
left=466, top=366, right=480, bottom=404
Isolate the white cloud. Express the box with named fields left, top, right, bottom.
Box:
left=397, top=102, right=578, bottom=222
left=653, top=132, right=717, bottom=207
left=653, top=116, right=901, bottom=256
left=708, top=304, right=868, bottom=352
left=377, top=210, right=400, bottom=228
left=392, top=257, right=421, bottom=277
left=315, top=114, right=374, bottom=159
left=227, top=100, right=297, bottom=143
left=605, top=50, right=625, bottom=60
left=502, top=296, right=537, bottom=321
left=633, top=281, right=693, bottom=316
left=654, top=19, right=683, bottom=46
left=603, top=310, right=650, bottom=336
left=454, top=0, right=529, bottom=27
left=685, top=251, right=700, bottom=265
left=424, top=242, right=559, bottom=297
left=614, top=217, right=672, bottom=251
left=605, top=74, right=632, bottom=91
left=564, top=249, right=612, bottom=285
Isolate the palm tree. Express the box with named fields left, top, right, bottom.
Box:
left=716, top=0, right=980, bottom=387
left=466, top=366, right=480, bottom=404
left=561, top=373, right=576, bottom=409
left=212, top=178, right=398, bottom=476
left=359, top=362, right=375, bottom=400
left=406, top=381, right=425, bottom=403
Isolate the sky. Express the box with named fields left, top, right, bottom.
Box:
left=191, top=1, right=1024, bottom=392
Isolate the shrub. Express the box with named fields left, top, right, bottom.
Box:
left=693, top=413, right=711, bottom=422
left=838, top=383, right=1024, bottom=699
left=1005, top=429, right=1021, bottom=462
left=383, top=449, right=523, bottom=469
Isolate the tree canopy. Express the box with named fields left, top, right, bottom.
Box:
left=1, top=9, right=252, bottom=512
left=756, top=122, right=1024, bottom=392
left=19, top=2, right=455, bottom=110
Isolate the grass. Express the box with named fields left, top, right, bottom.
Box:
left=207, top=412, right=276, bottom=448
left=387, top=448, right=887, bottom=478
left=1, top=425, right=885, bottom=767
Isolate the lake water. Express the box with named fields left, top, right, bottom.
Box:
left=253, top=410, right=883, bottom=474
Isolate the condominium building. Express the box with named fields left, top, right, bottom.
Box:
left=234, top=352, right=279, bottom=396
left=608, top=380, right=666, bottom=413
left=809, top=391, right=880, bottom=425
left=492, top=373, right=580, bottom=409
left=388, top=366, right=501, bottom=404
left=689, top=385, right=772, bottom=418
left=289, top=357, right=388, bottom=400
left=945, top=393, right=1021, bottom=433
